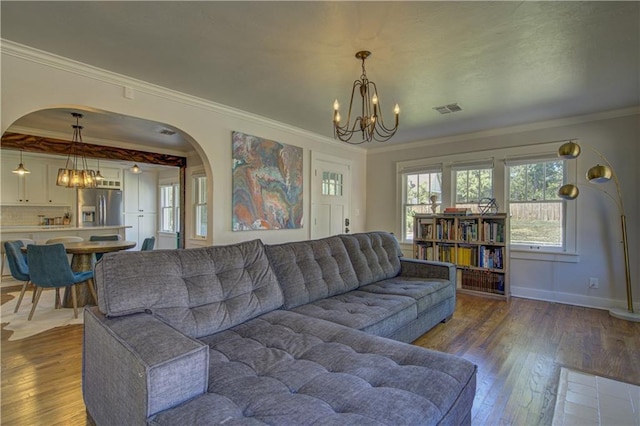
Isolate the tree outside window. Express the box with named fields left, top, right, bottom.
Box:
left=455, top=168, right=493, bottom=212
left=508, top=159, right=564, bottom=248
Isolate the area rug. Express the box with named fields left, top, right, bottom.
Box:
left=552, top=367, right=640, bottom=426
left=1, top=289, right=83, bottom=341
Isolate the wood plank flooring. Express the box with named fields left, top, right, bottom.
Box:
left=2, top=288, right=639, bottom=425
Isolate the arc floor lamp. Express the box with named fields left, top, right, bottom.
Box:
left=557, top=140, right=638, bottom=322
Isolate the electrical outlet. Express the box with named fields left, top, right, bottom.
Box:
left=589, top=277, right=599, bottom=289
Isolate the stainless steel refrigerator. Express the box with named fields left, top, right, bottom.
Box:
left=77, top=189, right=124, bottom=227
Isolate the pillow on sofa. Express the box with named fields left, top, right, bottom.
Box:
left=95, top=239, right=284, bottom=338
left=339, top=232, right=402, bottom=287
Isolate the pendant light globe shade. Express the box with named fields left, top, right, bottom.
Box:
left=131, top=164, right=142, bottom=174
left=12, top=151, right=30, bottom=175
left=558, top=184, right=579, bottom=200
left=587, top=164, right=612, bottom=183
left=12, top=163, right=30, bottom=175
left=557, top=141, right=581, bottom=159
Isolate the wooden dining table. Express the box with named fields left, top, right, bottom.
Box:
left=24, top=240, right=137, bottom=308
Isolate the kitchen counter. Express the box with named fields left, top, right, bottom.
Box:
left=1, top=225, right=130, bottom=233
left=0, top=225, right=131, bottom=245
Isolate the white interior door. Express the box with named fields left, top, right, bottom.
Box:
left=311, top=152, right=352, bottom=239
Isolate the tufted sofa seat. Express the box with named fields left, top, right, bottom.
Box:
left=83, top=232, right=475, bottom=425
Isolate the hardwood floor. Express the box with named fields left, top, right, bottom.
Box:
left=2, top=288, right=639, bottom=425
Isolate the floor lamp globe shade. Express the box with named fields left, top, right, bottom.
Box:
left=558, top=141, right=581, bottom=159
left=587, top=164, right=612, bottom=183
left=558, top=184, right=579, bottom=200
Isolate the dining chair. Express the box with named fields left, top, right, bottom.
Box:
left=4, top=241, right=34, bottom=313
left=89, top=234, right=121, bottom=261
left=141, top=236, right=155, bottom=251
left=2, top=238, right=34, bottom=278
left=26, top=244, right=97, bottom=321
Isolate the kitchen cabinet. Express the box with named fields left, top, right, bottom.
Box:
left=124, top=212, right=157, bottom=250
left=1, top=153, right=75, bottom=206
left=124, top=170, right=157, bottom=213
left=0, top=153, right=48, bottom=204
left=47, top=164, right=76, bottom=205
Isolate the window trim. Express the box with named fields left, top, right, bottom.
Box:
left=191, top=172, right=207, bottom=239
left=400, top=166, right=443, bottom=242
left=505, top=155, right=577, bottom=254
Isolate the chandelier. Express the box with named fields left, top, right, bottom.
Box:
left=333, top=51, right=400, bottom=144
left=56, top=113, right=97, bottom=188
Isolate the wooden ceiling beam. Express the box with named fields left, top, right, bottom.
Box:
left=1, top=132, right=187, bottom=168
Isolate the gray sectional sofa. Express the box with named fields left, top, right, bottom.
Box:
left=83, top=232, right=476, bottom=425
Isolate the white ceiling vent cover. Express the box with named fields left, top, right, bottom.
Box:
left=433, top=103, right=462, bottom=114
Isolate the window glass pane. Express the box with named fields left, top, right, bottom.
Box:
left=193, top=175, right=207, bottom=238
left=509, top=202, right=563, bottom=246
left=455, top=168, right=492, bottom=212
left=322, top=171, right=343, bottom=196
left=403, top=171, right=442, bottom=240
left=508, top=159, right=565, bottom=248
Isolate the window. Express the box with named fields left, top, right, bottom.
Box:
left=193, top=175, right=207, bottom=238
left=454, top=166, right=493, bottom=213
left=322, top=171, right=343, bottom=196
left=403, top=170, right=442, bottom=241
left=507, top=159, right=565, bottom=249
left=160, top=184, right=180, bottom=233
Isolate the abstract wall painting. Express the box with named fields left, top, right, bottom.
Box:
left=232, top=131, right=303, bottom=231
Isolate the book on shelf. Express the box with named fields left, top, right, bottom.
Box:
left=460, top=269, right=505, bottom=295
left=443, top=207, right=473, bottom=216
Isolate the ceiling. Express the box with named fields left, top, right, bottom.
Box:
left=1, top=1, right=639, bottom=150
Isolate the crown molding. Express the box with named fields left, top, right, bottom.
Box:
left=1, top=39, right=364, bottom=154
left=367, top=106, right=640, bottom=155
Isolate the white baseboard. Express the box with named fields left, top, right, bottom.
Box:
left=510, top=285, right=640, bottom=312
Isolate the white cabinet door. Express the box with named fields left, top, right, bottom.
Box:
left=124, top=212, right=157, bottom=249
left=1, top=158, right=22, bottom=203
left=138, top=213, right=157, bottom=245
left=46, top=164, right=75, bottom=205
left=124, top=170, right=157, bottom=213
left=21, top=161, right=47, bottom=204
left=138, top=172, right=157, bottom=213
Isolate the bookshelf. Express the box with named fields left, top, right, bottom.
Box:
left=413, top=212, right=510, bottom=300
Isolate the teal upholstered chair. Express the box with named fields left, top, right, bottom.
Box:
left=4, top=240, right=33, bottom=313
left=26, top=244, right=97, bottom=321
left=89, top=234, right=121, bottom=261
left=141, top=236, right=155, bottom=251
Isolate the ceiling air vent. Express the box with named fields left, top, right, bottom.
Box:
left=433, top=103, right=462, bottom=114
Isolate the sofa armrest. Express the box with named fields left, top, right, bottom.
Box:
left=400, top=258, right=456, bottom=283
left=83, top=307, right=209, bottom=426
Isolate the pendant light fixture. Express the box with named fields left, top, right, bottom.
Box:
left=12, top=151, right=30, bottom=175
left=56, top=112, right=97, bottom=188
left=130, top=164, right=142, bottom=174
left=95, top=159, right=105, bottom=181
left=333, top=51, right=400, bottom=144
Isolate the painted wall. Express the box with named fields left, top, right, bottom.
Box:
left=366, top=111, right=639, bottom=311
left=1, top=42, right=367, bottom=247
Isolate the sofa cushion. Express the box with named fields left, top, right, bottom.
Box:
left=339, top=232, right=402, bottom=287
left=291, top=290, right=417, bottom=337
left=360, top=277, right=454, bottom=314
left=151, top=310, right=477, bottom=425
left=95, top=239, right=283, bottom=338
left=265, top=236, right=358, bottom=309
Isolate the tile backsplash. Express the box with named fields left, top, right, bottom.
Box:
left=0, top=206, right=73, bottom=226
